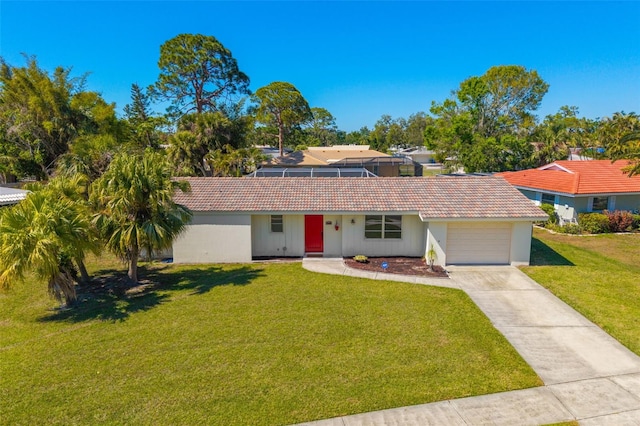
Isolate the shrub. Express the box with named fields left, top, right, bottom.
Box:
left=353, top=255, right=369, bottom=263
left=633, top=214, right=640, bottom=231
left=539, top=204, right=558, bottom=226
left=605, top=210, right=634, bottom=233
left=578, top=213, right=610, bottom=234
left=561, top=223, right=582, bottom=235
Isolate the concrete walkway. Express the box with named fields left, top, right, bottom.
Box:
left=297, top=258, right=640, bottom=425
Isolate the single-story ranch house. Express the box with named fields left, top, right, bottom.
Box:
left=172, top=176, right=547, bottom=266
left=497, top=160, right=640, bottom=225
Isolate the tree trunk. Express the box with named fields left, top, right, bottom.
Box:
left=76, top=258, right=90, bottom=284
left=128, top=245, right=139, bottom=283
left=278, top=124, right=285, bottom=157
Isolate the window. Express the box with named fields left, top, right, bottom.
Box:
left=365, top=215, right=382, bottom=238
left=541, top=193, right=555, bottom=206
left=365, top=215, right=402, bottom=239
left=384, top=215, right=402, bottom=238
left=270, top=215, right=283, bottom=232
left=592, top=197, right=609, bottom=211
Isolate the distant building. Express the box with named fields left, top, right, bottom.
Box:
left=262, top=145, right=422, bottom=177
left=0, top=186, right=29, bottom=207
left=497, top=160, right=640, bottom=224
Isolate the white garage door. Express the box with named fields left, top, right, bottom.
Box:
left=446, top=223, right=511, bottom=265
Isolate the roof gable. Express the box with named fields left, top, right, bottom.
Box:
left=497, top=160, right=640, bottom=195
left=173, top=176, right=547, bottom=220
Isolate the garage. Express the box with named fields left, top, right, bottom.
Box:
left=446, top=222, right=512, bottom=265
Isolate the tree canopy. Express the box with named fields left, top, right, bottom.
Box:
left=425, top=65, right=548, bottom=172
left=252, top=82, right=313, bottom=156
left=0, top=56, right=119, bottom=181
left=152, top=34, right=250, bottom=116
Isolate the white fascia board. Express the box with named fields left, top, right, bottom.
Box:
left=578, top=191, right=640, bottom=197
left=423, top=217, right=543, bottom=223
left=538, top=163, right=574, bottom=173
left=219, top=210, right=422, bottom=216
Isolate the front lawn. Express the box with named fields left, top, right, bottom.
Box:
left=1, top=259, right=539, bottom=425
left=522, top=228, right=640, bottom=355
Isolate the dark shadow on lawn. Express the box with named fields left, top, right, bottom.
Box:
left=38, top=264, right=264, bottom=323
left=529, top=238, right=574, bottom=266
left=144, top=264, right=265, bottom=295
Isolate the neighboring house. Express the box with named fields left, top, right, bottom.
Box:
left=171, top=176, right=547, bottom=266
left=263, top=145, right=422, bottom=176
left=399, top=147, right=443, bottom=170
left=0, top=186, right=29, bottom=207
left=254, top=145, right=292, bottom=160
left=496, top=160, right=640, bottom=224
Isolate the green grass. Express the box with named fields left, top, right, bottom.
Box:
left=1, top=258, right=539, bottom=425
left=522, top=228, right=640, bottom=354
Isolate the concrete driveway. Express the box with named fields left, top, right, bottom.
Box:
left=298, top=259, right=640, bottom=425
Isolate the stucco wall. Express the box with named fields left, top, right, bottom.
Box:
left=323, top=215, right=343, bottom=257
left=173, top=213, right=252, bottom=263
left=615, top=195, right=640, bottom=212
left=520, top=189, right=538, bottom=203
left=251, top=214, right=304, bottom=257
left=510, top=222, right=534, bottom=266
left=426, top=222, right=447, bottom=266
left=341, top=214, right=425, bottom=257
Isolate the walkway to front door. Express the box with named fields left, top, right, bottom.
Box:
left=304, top=215, right=323, bottom=253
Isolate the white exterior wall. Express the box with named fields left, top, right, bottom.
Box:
left=173, top=213, right=252, bottom=263
left=251, top=214, right=304, bottom=257
left=510, top=222, right=534, bottom=266
left=341, top=214, right=425, bottom=257
left=425, top=222, right=447, bottom=266
left=427, top=220, right=534, bottom=266
left=323, top=215, right=343, bottom=257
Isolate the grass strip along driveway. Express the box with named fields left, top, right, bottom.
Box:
left=1, top=260, right=539, bottom=425
left=522, top=228, right=640, bottom=356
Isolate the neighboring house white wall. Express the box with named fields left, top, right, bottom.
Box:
left=251, top=214, right=304, bottom=257
left=341, top=214, right=425, bottom=257
left=173, top=213, right=252, bottom=263
left=510, top=222, right=534, bottom=266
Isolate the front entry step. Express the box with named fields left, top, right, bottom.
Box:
left=304, top=253, right=324, bottom=258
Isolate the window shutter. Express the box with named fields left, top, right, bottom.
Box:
left=609, top=196, right=616, bottom=210
left=587, top=197, right=593, bottom=212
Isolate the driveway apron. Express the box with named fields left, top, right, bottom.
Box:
left=298, top=259, right=640, bottom=425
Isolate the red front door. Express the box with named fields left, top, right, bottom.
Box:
left=305, top=215, right=324, bottom=253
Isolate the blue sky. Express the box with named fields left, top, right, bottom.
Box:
left=1, top=1, right=639, bottom=131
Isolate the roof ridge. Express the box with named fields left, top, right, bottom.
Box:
left=572, top=171, right=581, bottom=193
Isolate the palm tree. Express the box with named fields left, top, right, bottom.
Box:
left=25, top=173, right=99, bottom=283
left=610, top=131, right=640, bottom=176
left=0, top=191, right=98, bottom=306
left=90, top=151, right=192, bottom=283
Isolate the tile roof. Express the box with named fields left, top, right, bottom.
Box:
left=265, top=148, right=389, bottom=166
left=496, top=160, right=640, bottom=195
left=173, top=176, right=547, bottom=220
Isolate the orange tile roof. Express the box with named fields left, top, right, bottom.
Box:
left=496, top=160, right=640, bottom=195
left=173, top=176, right=548, bottom=220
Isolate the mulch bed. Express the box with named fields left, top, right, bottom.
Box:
left=343, top=256, right=448, bottom=278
